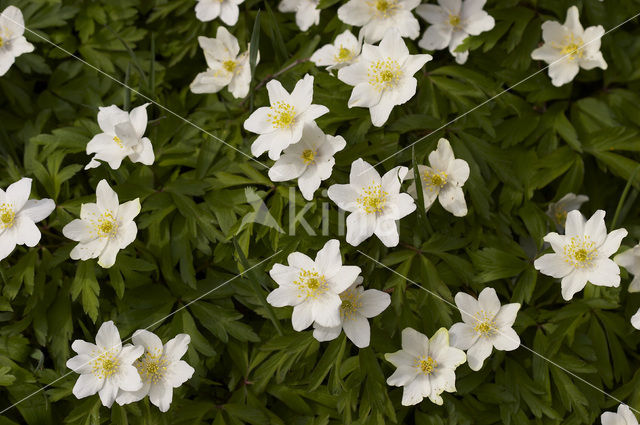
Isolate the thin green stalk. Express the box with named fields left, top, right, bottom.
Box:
left=611, top=164, right=640, bottom=230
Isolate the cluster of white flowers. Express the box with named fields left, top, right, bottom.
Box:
left=266, top=239, right=390, bottom=348
left=67, top=321, right=194, bottom=411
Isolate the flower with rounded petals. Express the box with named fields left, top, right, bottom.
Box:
left=531, top=6, right=607, bottom=87
left=244, top=74, right=329, bottom=160
left=190, top=27, right=256, bottom=99
left=0, top=6, right=34, bottom=76
left=66, top=321, right=144, bottom=408
left=0, top=178, right=55, bottom=261
left=268, top=122, right=346, bottom=201
left=278, top=0, right=320, bottom=31
left=534, top=209, right=627, bottom=301
left=313, top=277, right=391, bottom=348
left=62, top=180, right=141, bottom=268
left=407, top=138, right=469, bottom=217
left=86, top=104, right=154, bottom=170
left=449, top=287, right=520, bottom=371
left=337, top=0, right=420, bottom=43
left=328, top=158, right=416, bottom=247
left=601, top=404, right=639, bottom=425
left=546, top=193, right=589, bottom=231
left=116, top=330, right=195, bottom=412
left=417, top=0, right=495, bottom=64
left=267, top=239, right=362, bottom=331
left=385, top=327, right=466, bottom=406
left=616, top=243, right=640, bottom=292
left=195, top=0, right=244, bottom=25
left=338, top=30, right=431, bottom=127
left=311, top=30, right=361, bottom=71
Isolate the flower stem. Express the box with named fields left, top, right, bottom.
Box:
left=611, top=164, right=640, bottom=230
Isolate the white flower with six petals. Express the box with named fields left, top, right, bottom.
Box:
left=337, top=0, right=421, bottom=43
left=116, top=330, right=195, bottom=412
left=86, top=104, right=154, bottom=170
left=268, top=122, right=346, bottom=201
left=407, top=138, right=469, bottom=217
left=449, top=287, right=520, bottom=371
left=327, top=158, right=416, bottom=247
left=0, top=6, right=34, bottom=76
left=267, top=239, right=362, bottom=331
left=313, top=277, right=391, bottom=348
left=194, top=0, right=245, bottom=25
left=244, top=74, right=329, bottom=160
left=278, top=0, right=320, bottom=31
left=338, top=30, right=431, bottom=127
left=416, top=0, right=495, bottom=64
left=62, top=180, right=141, bottom=268
left=190, top=27, right=256, bottom=99
left=66, top=321, right=144, bottom=408
left=0, top=178, right=55, bottom=261
left=310, top=29, right=361, bottom=71
left=534, top=209, right=627, bottom=301
left=531, top=6, right=607, bottom=87
left=385, top=327, right=466, bottom=406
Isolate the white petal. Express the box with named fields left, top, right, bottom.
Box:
left=429, top=138, right=454, bottom=171
left=291, top=304, right=314, bottom=331
left=269, top=263, right=299, bottom=287
left=117, top=199, right=141, bottom=224
left=563, top=6, right=583, bottom=33
left=116, top=221, right=137, bottom=249
left=66, top=354, right=94, bottom=374
left=534, top=253, right=573, bottom=278
left=114, top=364, right=143, bottom=391
left=132, top=329, right=163, bottom=354
left=348, top=83, right=383, bottom=108
left=343, top=315, right=370, bottom=348
left=401, top=327, right=429, bottom=357
left=266, top=286, right=301, bottom=307
left=327, top=183, right=359, bottom=212
left=98, top=381, right=118, bottom=407
left=337, top=0, right=371, bottom=26
left=401, top=374, right=430, bottom=406
left=287, top=252, right=315, bottom=270
left=599, top=228, right=628, bottom=257
left=374, top=218, right=400, bottom=247
left=71, top=340, right=98, bottom=355
left=327, top=265, right=362, bottom=294
left=148, top=382, right=173, bottom=413
left=385, top=349, right=415, bottom=368
left=97, top=105, right=129, bottom=134
left=369, top=96, right=396, bottom=127
left=313, top=324, right=342, bottom=342
left=70, top=238, right=108, bottom=261
left=477, top=287, right=500, bottom=316
left=548, top=60, right=580, bottom=87
left=588, top=259, right=621, bottom=287
left=6, top=178, right=31, bottom=210
left=312, top=293, right=342, bottom=328
left=438, top=185, right=467, bottom=216
left=560, top=270, right=588, bottom=300
left=243, top=107, right=273, bottom=134
left=418, top=25, right=451, bottom=51
left=116, top=383, right=150, bottom=406
left=72, top=373, right=103, bottom=399
left=358, top=289, right=391, bottom=318
left=346, top=212, right=377, bottom=246
left=97, top=239, right=121, bottom=268
left=96, top=180, right=119, bottom=213
left=268, top=155, right=307, bottom=182
left=493, top=303, right=520, bottom=329
left=631, top=308, right=640, bottom=330
left=96, top=321, right=122, bottom=352
left=19, top=198, right=55, bottom=223
left=449, top=322, right=478, bottom=350
left=492, top=327, right=520, bottom=351
left=466, top=338, right=493, bottom=371
left=219, top=1, right=240, bottom=26
left=165, top=360, right=195, bottom=388
left=129, top=103, right=149, bottom=139
left=314, top=239, right=342, bottom=278
left=454, top=292, right=479, bottom=324
left=14, top=217, right=41, bottom=247
left=62, top=219, right=94, bottom=243
left=128, top=138, right=155, bottom=165
left=583, top=210, right=607, bottom=245
left=164, top=334, right=191, bottom=362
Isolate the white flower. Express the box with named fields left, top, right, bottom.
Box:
left=86, top=104, right=154, bottom=170
left=266, top=239, right=362, bottom=331
left=385, top=327, right=466, bottom=406
left=0, top=6, right=34, bottom=77
left=615, top=244, right=640, bottom=292
left=278, top=0, right=320, bottom=31
left=337, top=30, right=431, bottom=127
left=416, top=0, right=495, bottom=65
left=66, top=321, right=144, bottom=408
left=449, top=287, right=520, bottom=371
left=534, top=209, right=627, bottom=301
left=631, top=308, right=640, bottom=330
left=546, top=193, right=589, bottom=230
left=194, top=0, right=244, bottom=25
left=328, top=158, right=416, bottom=247
left=313, top=277, right=391, bottom=348
left=62, top=180, right=141, bottom=269
left=116, top=330, right=195, bottom=412
left=337, top=0, right=420, bottom=43
left=601, top=404, right=639, bottom=425
left=406, top=138, right=469, bottom=217
left=190, top=27, right=256, bottom=99
left=0, top=178, right=55, bottom=261
left=243, top=74, right=329, bottom=160
left=310, top=29, right=361, bottom=71
left=531, top=6, right=607, bottom=87
left=268, top=122, right=346, bottom=201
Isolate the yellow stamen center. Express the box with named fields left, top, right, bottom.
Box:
left=113, top=136, right=124, bottom=148
left=422, top=170, right=448, bottom=192
left=473, top=311, right=497, bottom=337
left=563, top=236, right=597, bottom=268
left=558, top=34, right=584, bottom=60
left=415, top=356, right=437, bottom=375
left=336, top=46, right=353, bottom=62
left=0, top=36, right=4, bottom=48
left=89, top=211, right=118, bottom=238
left=371, top=0, right=398, bottom=17
left=135, top=349, right=168, bottom=385
left=92, top=351, right=120, bottom=379
left=449, top=14, right=461, bottom=27
left=294, top=269, right=328, bottom=300
left=357, top=182, right=388, bottom=214
left=554, top=209, right=568, bottom=226
left=368, top=58, right=402, bottom=91
left=268, top=101, right=296, bottom=130
left=0, top=204, right=15, bottom=229
left=339, top=289, right=362, bottom=320
left=301, top=149, right=316, bottom=164
left=223, top=60, right=237, bottom=73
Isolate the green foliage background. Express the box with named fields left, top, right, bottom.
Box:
left=2, top=0, right=640, bottom=423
